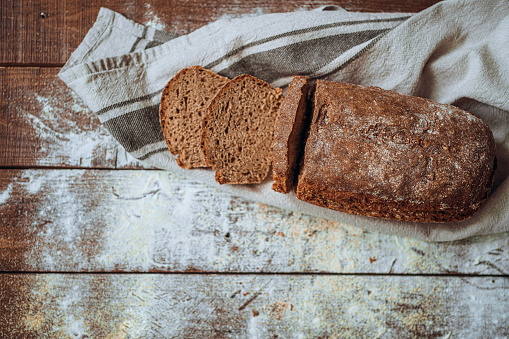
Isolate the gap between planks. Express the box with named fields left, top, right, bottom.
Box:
left=0, top=63, right=65, bottom=68
left=1, top=271, right=508, bottom=278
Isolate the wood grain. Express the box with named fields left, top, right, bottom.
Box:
left=1, top=168, right=508, bottom=274
left=0, top=0, right=442, bottom=65
left=0, top=67, right=146, bottom=169
left=1, top=273, right=507, bottom=338
left=1, top=0, right=508, bottom=337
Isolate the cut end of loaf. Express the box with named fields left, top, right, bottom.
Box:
left=159, top=66, right=229, bottom=169
left=272, top=75, right=310, bottom=193
left=202, top=74, right=284, bottom=184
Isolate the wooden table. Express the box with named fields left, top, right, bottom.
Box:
left=1, top=1, right=508, bottom=337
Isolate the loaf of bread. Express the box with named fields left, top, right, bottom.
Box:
left=201, top=74, right=284, bottom=184
left=159, top=66, right=229, bottom=169
left=296, top=80, right=496, bottom=222
left=272, top=76, right=310, bottom=193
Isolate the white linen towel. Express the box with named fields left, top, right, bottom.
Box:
left=59, top=0, right=509, bottom=241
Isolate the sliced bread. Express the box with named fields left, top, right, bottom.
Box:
left=202, top=74, right=284, bottom=184
left=159, top=66, right=229, bottom=169
left=271, top=76, right=310, bottom=193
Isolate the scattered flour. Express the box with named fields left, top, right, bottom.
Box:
left=218, top=7, right=268, bottom=20
left=27, top=88, right=143, bottom=168
left=97, top=171, right=224, bottom=271
left=19, top=170, right=86, bottom=270
left=21, top=273, right=508, bottom=337
left=0, top=183, right=13, bottom=205
left=29, top=91, right=109, bottom=166
left=11, top=167, right=509, bottom=336
left=139, top=5, right=312, bottom=33
left=70, top=91, right=88, bottom=114
left=144, top=14, right=165, bottom=30
left=143, top=3, right=166, bottom=30
left=14, top=165, right=509, bottom=275
left=58, top=284, right=87, bottom=338
left=217, top=6, right=310, bottom=21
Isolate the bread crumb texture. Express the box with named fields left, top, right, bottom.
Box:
left=160, top=66, right=229, bottom=169
left=202, top=74, right=283, bottom=184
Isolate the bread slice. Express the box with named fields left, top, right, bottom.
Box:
left=202, top=74, right=284, bottom=184
left=159, top=66, right=229, bottom=169
left=272, top=76, right=310, bottom=193
left=296, top=80, right=496, bottom=222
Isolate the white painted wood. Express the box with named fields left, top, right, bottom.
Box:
left=2, top=274, right=508, bottom=338
left=1, top=169, right=508, bottom=274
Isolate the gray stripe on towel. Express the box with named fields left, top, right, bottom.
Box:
left=96, top=27, right=393, bottom=116
left=153, top=30, right=180, bottom=42
left=325, top=31, right=389, bottom=76
left=219, top=29, right=389, bottom=83
left=95, top=18, right=407, bottom=146
left=96, top=88, right=164, bottom=116
left=103, top=104, right=164, bottom=152
left=130, top=26, right=149, bottom=53
left=146, top=30, right=181, bottom=49
left=205, top=16, right=409, bottom=69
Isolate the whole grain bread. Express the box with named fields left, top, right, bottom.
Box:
left=296, top=80, right=496, bottom=223
left=159, top=66, right=229, bottom=169
left=202, top=74, right=284, bottom=184
left=272, top=76, right=310, bottom=193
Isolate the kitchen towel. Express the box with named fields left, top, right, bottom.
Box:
left=59, top=0, right=509, bottom=241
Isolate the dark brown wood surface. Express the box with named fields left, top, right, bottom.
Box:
left=0, top=67, right=146, bottom=169
left=3, top=0, right=509, bottom=337
left=1, top=0, right=442, bottom=65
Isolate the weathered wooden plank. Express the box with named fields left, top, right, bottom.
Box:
left=0, top=67, right=146, bottom=169
left=1, top=168, right=508, bottom=274
left=0, top=273, right=507, bottom=338
left=1, top=0, right=441, bottom=65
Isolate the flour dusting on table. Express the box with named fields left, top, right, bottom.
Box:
left=0, top=183, right=13, bottom=204
left=143, top=4, right=166, bottom=30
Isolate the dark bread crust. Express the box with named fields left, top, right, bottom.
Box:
left=296, top=80, right=496, bottom=223
left=272, top=76, right=310, bottom=193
